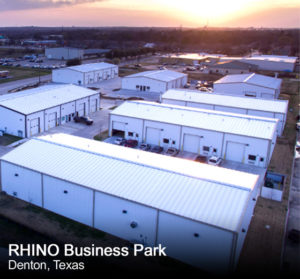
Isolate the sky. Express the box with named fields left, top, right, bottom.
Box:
left=0, top=0, right=299, bottom=28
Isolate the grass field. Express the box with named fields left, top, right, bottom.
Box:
left=0, top=65, right=50, bottom=84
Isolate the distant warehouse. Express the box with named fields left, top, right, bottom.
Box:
left=0, top=133, right=260, bottom=273
left=45, top=47, right=84, bottom=60
left=0, top=84, right=100, bottom=138
left=52, top=62, right=118, bottom=86
left=109, top=101, right=278, bottom=168
left=121, top=70, right=187, bottom=94
left=213, top=73, right=282, bottom=99
left=162, top=89, right=288, bottom=136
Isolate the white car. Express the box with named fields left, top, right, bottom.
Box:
left=114, top=138, right=125, bottom=145
left=207, top=156, right=222, bottom=166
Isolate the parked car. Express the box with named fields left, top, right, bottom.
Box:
left=74, top=116, right=93, bottom=125
left=186, top=66, right=196, bottom=71
left=183, top=83, right=191, bottom=88
left=139, top=143, right=151, bottom=151
left=207, top=156, right=222, bottom=166
left=114, top=138, right=126, bottom=145
left=124, top=139, right=138, bottom=148
left=151, top=145, right=163, bottom=154
left=194, top=155, right=207, bottom=163
left=296, top=122, right=300, bottom=131
left=198, top=87, right=210, bottom=92
left=165, top=147, right=179, bottom=156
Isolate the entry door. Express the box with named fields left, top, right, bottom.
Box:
left=146, top=127, right=161, bottom=145
left=225, top=141, right=246, bottom=162
left=30, top=118, right=40, bottom=136
left=48, top=112, right=57, bottom=129
left=183, top=134, right=201, bottom=153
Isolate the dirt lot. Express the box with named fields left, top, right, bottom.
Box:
left=237, top=78, right=299, bottom=275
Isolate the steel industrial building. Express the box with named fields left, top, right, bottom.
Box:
left=52, top=62, right=118, bottom=86
left=0, top=84, right=100, bottom=138
left=240, top=55, right=297, bottom=72
left=45, top=47, right=84, bottom=60
left=0, top=133, right=261, bottom=273
left=162, top=89, right=288, bottom=136
left=213, top=73, right=282, bottom=99
left=121, top=70, right=188, bottom=94
left=109, top=101, right=278, bottom=168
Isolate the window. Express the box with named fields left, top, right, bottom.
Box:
left=260, top=157, right=264, bottom=162
left=147, top=86, right=150, bottom=90
left=248, top=155, right=256, bottom=161
left=163, top=138, right=169, bottom=144
left=213, top=148, right=217, bottom=153
left=136, top=134, right=139, bottom=138
left=172, top=140, right=176, bottom=144
left=128, top=132, right=134, bottom=137
left=203, top=146, right=210, bottom=152
left=136, top=85, right=139, bottom=89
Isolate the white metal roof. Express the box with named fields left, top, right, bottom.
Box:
left=246, top=55, right=297, bottom=64
left=67, top=62, right=117, bottom=73
left=214, top=73, right=282, bottom=89
left=162, top=89, right=288, bottom=114
left=1, top=133, right=259, bottom=232
left=124, top=70, right=187, bottom=82
left=0, top=84, right=98, bottom=115
left=111, top=101, right=278, bottom=140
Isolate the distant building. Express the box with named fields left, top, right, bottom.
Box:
left=240, top=55, right=297, bottom=72
left=213, top=73, right=282, bottom=99
left=45, top=47, right=84, bottom=60
left=83, top=49, right=111, bottom=58
left=0, top=84, right=100, bottom=138
left=52, top=62, right=118, bottom=86
left=144, top=43, right=156, bottom=48
left=121, top=70, right=187, bottom=94
left=204, top=60, right=258, bottom=75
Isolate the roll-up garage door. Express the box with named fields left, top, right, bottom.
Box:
left=48, top=112, right=57, bottom=129
left=90, top=99, right=97, bottom=113
left=225, top=141, right=246, bottom=163
left=112, top=121, right=126, bottom=132
left=146, top=127, right=161, bottom=145
left=183, top=134, right=201, bottom=153
left=30, top=118, right=40, bottom=136
left=77, top=103, right=85, bottom=116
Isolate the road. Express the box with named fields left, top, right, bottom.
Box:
left=0, top=74, right=52, bottom=95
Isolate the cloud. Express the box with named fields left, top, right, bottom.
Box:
left=0, top=0, right=105, bottom=11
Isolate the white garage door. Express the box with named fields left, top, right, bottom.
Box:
left=48, top=112, right=57, bottom=129
left=183, top=134, right=201, bottom=153
left=90, top=99, right=97, bottom=113
left=30, top=118, right=40, bottom=136
left=77, top=103, right=85, bottom=116
left=225, top=141, right=245, bottom=163
left=112, top=121, right=126, bottom=132
left=146, top=127, right=161, bottom=145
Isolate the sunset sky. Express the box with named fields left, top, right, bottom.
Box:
left=0, top=0, right=299, bottom=28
